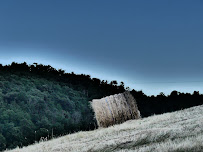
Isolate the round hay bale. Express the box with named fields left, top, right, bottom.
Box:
left=123, top=91, right=141, bottom=119
left=90, top=91, right=141, bottom=128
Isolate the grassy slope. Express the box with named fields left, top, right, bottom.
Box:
left=6, top=105, right=203, bottom=152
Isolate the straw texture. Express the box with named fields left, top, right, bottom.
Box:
left=91, top=91, right=141, bottom=127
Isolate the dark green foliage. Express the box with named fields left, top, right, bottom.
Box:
left=131, top=90, right=203, bottom=117
left=0, top=62, right=125, bottom=151
left=0, top=62, right=202, bottom=151
left=0, top=133, right=6, bottom=150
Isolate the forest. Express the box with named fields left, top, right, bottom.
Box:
left=0, top=62, right=202, bottom=151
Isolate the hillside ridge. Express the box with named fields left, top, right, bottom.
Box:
left=0, top=62, right=202, bottom=151
left=7, top=105, right=203, bottom=152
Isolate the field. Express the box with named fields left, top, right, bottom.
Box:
left=6, top=105, right=203, bottom=152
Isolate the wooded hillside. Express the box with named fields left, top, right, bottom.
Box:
left=0, top=62, right=202, bottom=151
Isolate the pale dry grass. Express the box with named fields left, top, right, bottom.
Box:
left=6, top=105, right=203, bottom=152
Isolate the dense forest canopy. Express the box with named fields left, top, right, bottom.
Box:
left=0, top=62, right=202, bottom=151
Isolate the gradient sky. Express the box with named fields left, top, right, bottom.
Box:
left=0, top=0, right=203, bottom=95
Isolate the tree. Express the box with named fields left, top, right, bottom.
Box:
left=0, top=134, right=6, bottom=151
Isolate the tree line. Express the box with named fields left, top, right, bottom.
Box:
left=0, top=62, right=202, bottom=151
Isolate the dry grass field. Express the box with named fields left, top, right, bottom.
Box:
left=6, top=105, right=203, bottom=152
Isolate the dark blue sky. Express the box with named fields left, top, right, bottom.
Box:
left=0, top=0, right=203, bottom=95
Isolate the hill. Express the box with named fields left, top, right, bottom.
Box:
left=0, top=62, right=126, bottom=151
left=0, top=62, right=202, bottom=151
left=7, top=105, right=203, bottom=152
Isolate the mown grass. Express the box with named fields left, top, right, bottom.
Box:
left=6, top=105, right=203, bottom=152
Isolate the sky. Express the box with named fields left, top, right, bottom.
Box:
left=0, top=0, right=203, bottom=95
